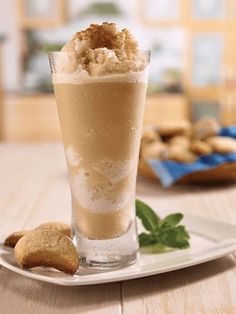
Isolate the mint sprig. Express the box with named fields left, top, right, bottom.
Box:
left=135, top=200, right=160, bottom=232
left=136, top=199, right=190, bottom=252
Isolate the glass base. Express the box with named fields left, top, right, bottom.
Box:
left=72, top=219, right=139, bottom=270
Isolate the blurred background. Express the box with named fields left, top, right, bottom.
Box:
left=1, top=0, right=236, bottom=141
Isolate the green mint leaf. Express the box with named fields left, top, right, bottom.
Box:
left=158, top=225, right=190, bottom=249
left=136, top=199, right=190, bottom=253
left=161, top=213, right=183, bottom=229
left=139, top=232, right=157, bottom=247
left=140, top=243, right=172, bottom=254
left=136, top=199, right=160, bottom=232
left=151, top=243, right=173, bottom=254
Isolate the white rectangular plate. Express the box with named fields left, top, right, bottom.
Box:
left=0, top=214, right=236, bottom=286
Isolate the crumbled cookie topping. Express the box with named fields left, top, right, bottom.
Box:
left=58, top=23, right=146, bottom=76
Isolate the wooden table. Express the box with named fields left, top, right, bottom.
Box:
left=0, top=143, right=236, bottom=314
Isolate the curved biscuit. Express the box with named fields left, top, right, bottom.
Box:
left=157, top=120, right=191, bottom=137
left=141, top=141, right=167, bottom=160
left=142, top=128, right=160, bottom=144
left=167, top=146, right=197, bottom=163
left=4, top=231, right=28, bottom=248
left=36, top=222, right=71, bottom=238
left=169, top=136, right=190, bottom=149
left=192, top=117, right=220, bottom=140
left=190, top=140, right=213, bottom=155
left=207, top=136, right=236, bottom=154
left=15, top=229, right=79, bottom=275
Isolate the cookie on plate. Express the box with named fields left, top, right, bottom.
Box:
left=36, top=222, right=71, bottom=238
left=4, top=222, right=72, bottom=248
left=15, top=228, right=79, bottom=275
left=4, top=231, right=28, bottom=248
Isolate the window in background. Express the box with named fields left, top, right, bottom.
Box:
left=143, top=0, right=179, bottom=20
left=192, top=34, right=223, bottom=86
left=25, top=0, right=56, bottom=18
left=20, top=1, right=127, bottom=93
left=228, top=0, right=236, bottom=19
left=21, top=31, right=64, bottom=93
left=192, top=101, right=220, bottom=121
left=19, top=0, right=66, bottom=27
left=193, top=0, right=225, bottom=19
left=220, top=64, right=236, bottom=125
left=148, top=27, right=185, bottom=93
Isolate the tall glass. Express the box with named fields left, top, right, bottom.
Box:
left=49, top=51, right=150, bottom=269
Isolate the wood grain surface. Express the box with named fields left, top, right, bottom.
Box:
left=0, top=144, right=236, bottom=314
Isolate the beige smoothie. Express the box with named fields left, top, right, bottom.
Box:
left=52, top=23, right=149, bottom=240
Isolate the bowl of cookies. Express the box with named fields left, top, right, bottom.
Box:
left=139, top=117, right=236, bottom=186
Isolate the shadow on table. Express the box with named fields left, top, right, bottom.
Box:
left=0, top=267, right=121, bottom=312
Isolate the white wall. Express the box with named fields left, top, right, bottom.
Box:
left=0, top=0, right=20, bottom=91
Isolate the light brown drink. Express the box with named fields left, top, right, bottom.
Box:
left=54, top=81, right=147, bottom=239
left=50, top=23, right=150, bottom=268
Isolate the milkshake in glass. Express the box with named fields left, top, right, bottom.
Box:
left=49, top=23, right=150, bottom=269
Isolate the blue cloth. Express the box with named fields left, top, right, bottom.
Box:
left=219, top=126, right=236, bottom=138
left=147, top=126, right=236, bottom=188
